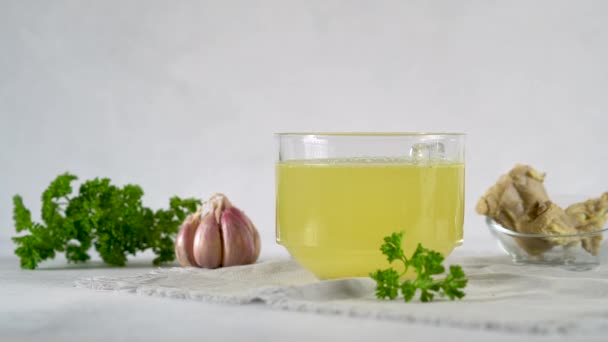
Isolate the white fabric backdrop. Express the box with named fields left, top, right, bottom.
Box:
left=1, top=0, right=607, bottom=258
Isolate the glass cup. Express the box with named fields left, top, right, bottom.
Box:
left=275, top=133, right=466, bottom=279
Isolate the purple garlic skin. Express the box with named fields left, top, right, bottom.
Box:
left=175, top=215, right=199, bottom=267
left=225, top=206, right=261, bottom=264
left=221, top=207, right=256, bottom=267
left=192, top=212, right=222, bottom=268
left=174, top=193, right=261, bottom=268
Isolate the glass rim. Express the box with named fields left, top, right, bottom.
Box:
left=274, top=132, right=466, bottom=137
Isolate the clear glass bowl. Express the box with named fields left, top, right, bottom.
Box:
left=486, top=217, right=608, bottom=270
left=275, top=132, right=466, bottom=279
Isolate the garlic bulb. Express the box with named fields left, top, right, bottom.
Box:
left=175, top=194, right=261, bottom=268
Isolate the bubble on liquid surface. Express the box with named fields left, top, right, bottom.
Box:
left=409, top=142, right=445, bottom=162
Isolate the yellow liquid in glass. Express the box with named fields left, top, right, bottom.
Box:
left=276, top=158, right=464, bottom=279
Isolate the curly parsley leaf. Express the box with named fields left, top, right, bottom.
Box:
left=370, top=268, right=401, bottom=300
left=11, top=173, right=200, bottom=269
left=370, top=231, right=468, bottom=303
left=380, top=232, right=406, bottom=264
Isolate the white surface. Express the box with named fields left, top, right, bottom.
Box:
left=75, top=256, right=608, bottom=335
left=1, top=1, right=608, bottom=341
left=0, top=243, right=604, bottom=342
left=1, top=0, right=608, bottom=251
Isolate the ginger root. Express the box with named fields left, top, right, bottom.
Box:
left=477, top=164, right=606, bottom=256
left=565, top=193, right=608, bottom=255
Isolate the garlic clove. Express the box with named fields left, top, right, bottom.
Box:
left=208, top=193, right=233, bottom=223
left=249, top=223, right=261, bottom=264
left=226, top=207, right=261, bottom=264
left=192, top=213, right=222, bottom=269
left=175, top=214, right=199, bottom=267
left=220, top=207, right=256, bottom=267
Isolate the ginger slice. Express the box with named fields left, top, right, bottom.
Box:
left=477, top=165, right=583, bottom=256
left=476, top=165, right=551, bottom=230
left=522, top=201, right=580, bottom=249
left=476, top=164, right=576, bottom=235
left=565, top=193, right=608, bottom=256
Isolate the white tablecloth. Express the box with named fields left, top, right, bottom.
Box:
left=1, top=238, right=606, bottom=342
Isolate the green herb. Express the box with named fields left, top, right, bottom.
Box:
left=370, top=232, right=468, bottom=302
left=12, top=173, right=200, bottom=269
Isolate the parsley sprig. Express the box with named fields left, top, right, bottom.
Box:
left=370, top=232, right=468, bottom=302
left=12, top=173, right=200, bottom=269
